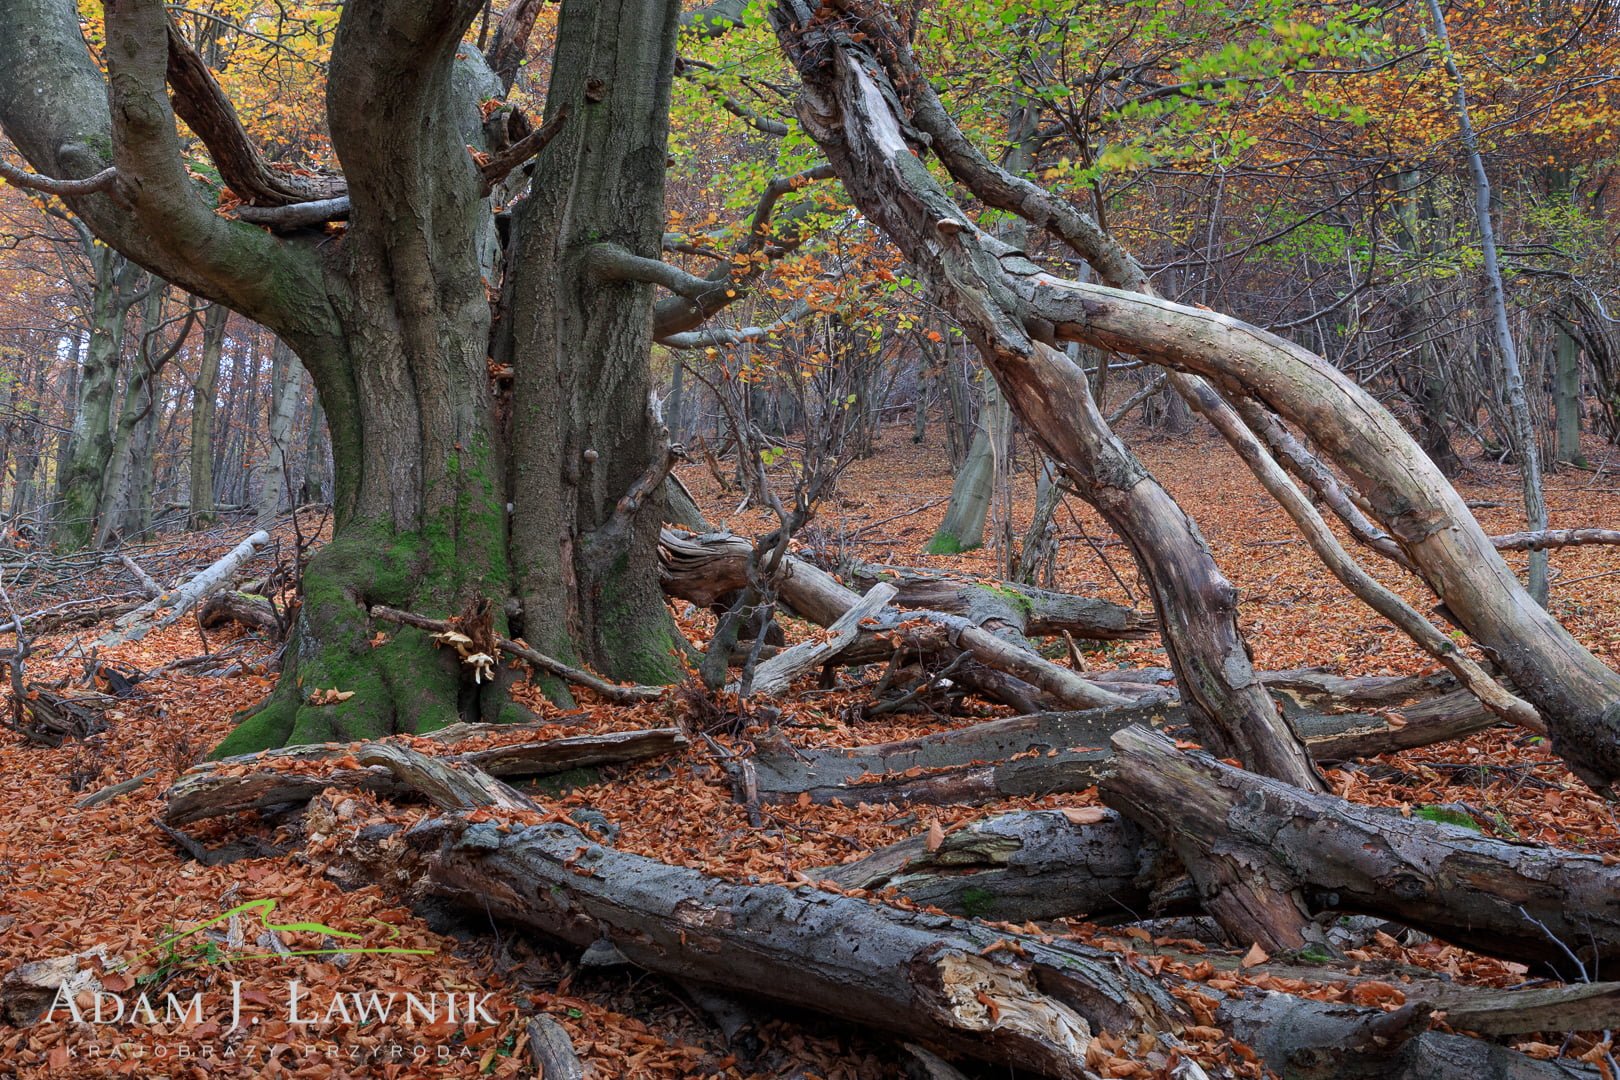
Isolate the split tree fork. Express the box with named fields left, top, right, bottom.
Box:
left=768, top=0, right=1620, bottom=794
left=0, top=0, right=783, bottom=755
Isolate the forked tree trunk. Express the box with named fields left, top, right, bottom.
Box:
left=773, top=4, right=1320, bottom=789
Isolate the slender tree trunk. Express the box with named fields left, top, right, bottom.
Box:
left=1554, top=322, right=1586, bottom=467
left=254, top=335, right=300, bottom=523
left=95, top=283, right=167, bottom=547
left=928, top=378, right=1008, bottom=553
left=1425, top=0, right=1549, bottom=604
left=187, top=302, right=227, bottom=528
left=299, top=390, right=330, bottom=505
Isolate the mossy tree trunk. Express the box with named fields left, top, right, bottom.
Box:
left=503, top=0, right=685, bottom=691
left=187, top=302, right=227, bottom=528
left=0, top=0, right=691, bottom=756
left=51, top=234, right=145, bottom=551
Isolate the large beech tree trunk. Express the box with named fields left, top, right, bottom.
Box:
left=0, top=0, right=691, bottom=755
left=503, top=0, right=683, bottom=688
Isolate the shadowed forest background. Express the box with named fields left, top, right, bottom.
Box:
left=0, top=0, right=1618, bottom=1077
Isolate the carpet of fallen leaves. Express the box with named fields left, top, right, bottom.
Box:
left=2, top=422, right=1618, bottom=1078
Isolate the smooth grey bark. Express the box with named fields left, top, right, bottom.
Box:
left=187, top=303, right=227, bottom=527
left=254, top=336, right=301, bottom=523
left=1424, top=0, right=1549, bottom=604
left=927, top=377, right=1008, bottom=553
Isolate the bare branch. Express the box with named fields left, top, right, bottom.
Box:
left=0, top=158, right=119, bottom=197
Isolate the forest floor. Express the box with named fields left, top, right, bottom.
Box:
left=1, top=421, right=1618, bottom=1078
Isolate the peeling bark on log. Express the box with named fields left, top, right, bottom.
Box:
left=840, top=562, right=1154, bottom=642
left=162, top=728, right=686, bottom=825
left=1215, top=993, right=1599, bottom=1080
left=747, top=689, right=1497, bottom=809
left=1100, top=726, right=1620, bottom=976
left=744, top=703, right=1152, bottom=806
left=822, top=808, right=1194, bottom=923
left=356, top=812, right=1184, bottom=1078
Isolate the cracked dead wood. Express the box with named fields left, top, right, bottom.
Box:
left=731, top=581, right=896, bottom=697
left=161, top=727, right=686, bottom=825
left=95, top=529, right=271, bottom=646
left=662, top=528, right=1151, bottom=640
left=822, top=808, right=1193, bottom=923
left=745, top=686, right=1498, bottom=809
left=348, top=809, right=1184, bottom=1078
left=661, top=528, right=1131, bottom=710
left=1100, top=725, right=1620, bottom=975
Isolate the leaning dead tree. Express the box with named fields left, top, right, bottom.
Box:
left=769, top=0, right=1620, bottom=794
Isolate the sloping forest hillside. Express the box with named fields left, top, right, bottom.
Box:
left=0, top=1, right=1618, bottom=1078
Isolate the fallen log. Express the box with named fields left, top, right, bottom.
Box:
left=821, top=808, right=1194, bottom=923
left=731, top=581, right=895, bottom=697
left=841, top=561, right=1155, bottom=642
left=743, top=703, right=1152, bottom=806
left=662, top=528, right=1150, bottom=640
left=331, top=748, right=1587, bottom=1080
left=360, top=808, right=1184, bottom=1078
left=1100, top=725, right=1620, bottom=976
left=96, top=529, right=271, bottom=646
left=162, top=727, right=686, bottom=825
left=198, top=590, right=281, bottom=635
left=746, top=690, right=1500, bottom=808
left=664, top=530, right=1130, bottom=709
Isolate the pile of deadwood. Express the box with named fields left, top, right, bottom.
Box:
left=76, top=528, right=1620, bottom=1078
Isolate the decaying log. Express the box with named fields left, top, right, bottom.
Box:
left=340, top=747, right=1587, bottom=1080
left=526, top=1015, right=586, bottom=1080
left=367, top=810, right=1184, bottom=1078
left=162, top=727, right=686, bottom=825
left=840, top=562, right=1154, bottom=642
left=1215, top=993, right=1599, bottom=1080
left=198, top=590, right=281, bottom=634
left=662, top=528, right=1150, bottom=640
left=743, top=703, right=1150, bottom=806
left=731, top=581, right=895, bottom=697
left=96, top=529, right=271, bottom=645
left=663, top=529, right=1131, bottom=710
left=822, top=808, right=1193, bottom=923
left=747, top=687, right=1500, bottom=808
left=1100, top=726, right=1620, bottom=976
